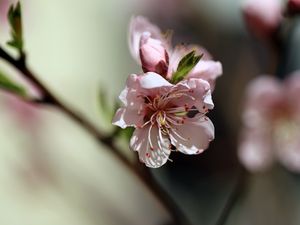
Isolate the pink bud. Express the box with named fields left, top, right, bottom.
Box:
left=287, top=0, right=300, bottom=15
left=242, top=0, right=282, bottom=39
left=139, top=32, right=169, bottom=76
left=0, top=0, right=10, bottom=23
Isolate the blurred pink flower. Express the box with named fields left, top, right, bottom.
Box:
left=0, top=0, right=9, bottom=23
left=242, top=0, right=282, bottom=39
left=113, top=72, right=214, bottom=168
left=5, top=94, right=39, bottom=128
left=287, top=0, right=300, bottom=15
left=129, top=16, right=222, bottom=88
left=239, top=72, right=300, bottom=173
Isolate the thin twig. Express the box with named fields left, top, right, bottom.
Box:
left=0, top=46, right=191, bottom=225
left=215, top=166, right=248, bottom=225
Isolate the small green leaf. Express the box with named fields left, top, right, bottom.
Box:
left=7, top=2, right=23, bottom=52
left=171, top=50, right=203, bottom=84
left=0, top=70, right=27, bottom=97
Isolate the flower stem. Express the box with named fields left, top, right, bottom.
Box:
left=215, top=166, right=248, bottom=225
left=0, top=46, right=191, bottom=225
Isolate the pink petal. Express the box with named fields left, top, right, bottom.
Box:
left=243, top=75, right=282, bottom=128
left=174, top=78, right=213, bottom=112
left=238, top=127, right=274, bottom=172
left=112, top=107, right=144, bottom=128
left=130, top=125, right=171, bottom=168
left=188, top=60, right=223, bottom=91
left=169, top=116, right=214, bottom=155
left=138, top=72, right=172, bottom=89
left=203, top=90, right=214, bottom=110
left=128, top=16, right=163, bottom=63
left=113, top=74, right=145, bottom=128
left=119, top=74, right=140, bottom=106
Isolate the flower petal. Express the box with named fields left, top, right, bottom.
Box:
left=130, top=125, right=171, bottom=168
left=113, top=74, right=145, bottom=128
left=169, top=116, right=214, bottom=154
left=128, top=16, right=163, bottom=63
left=175, top=78, right=213, bottom=112
left=238, top=127, right=274, bottom=172
left=188, top=60, right=223, bottom=91
left=112, top=107, right=144, bottom=128
left=138, top=72, right=172, bottom=89
left=245, top=75, right=282, bottom=110
left=203, top=90, right=214, bottom=110
left=243, top=75, right=282, bottom=128
left=119, top=74, right=140, bottom=106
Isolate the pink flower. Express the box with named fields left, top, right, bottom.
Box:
left=242, top=0, right=282, bottom=39
left=129, top=16, right=222, bottom=88
left=113, top=72, right=214, bottom=168
left=239, top=72, right=300, bottom=173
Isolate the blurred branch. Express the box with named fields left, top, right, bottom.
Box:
left=215, top=166, right=249, bottom=225
left=0, top=46, right=191, bottom=225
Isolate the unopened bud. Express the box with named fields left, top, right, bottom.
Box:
left=287, top=0, right=300, bottom=16
left=242, top=0, right=282, bottom=39
left=139, top=32, right=169, bottom=76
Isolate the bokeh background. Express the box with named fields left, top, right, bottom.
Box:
left=0, top=0, right=299, bottom=225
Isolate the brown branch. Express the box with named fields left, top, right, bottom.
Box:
left=0, top=46, right=192, bottom=225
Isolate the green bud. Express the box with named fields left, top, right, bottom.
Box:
left=7, top=2, right=24, bottom=52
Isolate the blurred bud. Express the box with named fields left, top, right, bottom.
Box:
left=242, top=0, right=282, bottom=39
left=287, top=0, right=300, bottom=16
left=4, top=94, right=39, bottom=130
left=139, top=32, right=169, bottom=76
left=0, top=0, right=9, bottom=22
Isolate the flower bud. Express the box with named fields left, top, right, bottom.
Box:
left=287, top=0, right=300, bottom=16
left=242, top=0, right=282, bottom=39
left=139, top=32, right=169, bottom=76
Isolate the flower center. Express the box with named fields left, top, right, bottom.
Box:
left=273, top=118, right=300, bottom=144
left=141, top=91, right=196, bottom=131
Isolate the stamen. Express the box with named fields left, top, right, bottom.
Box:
left=166, top=116, right=184, bottom=126
left=147, top=124, right=155, bottom=150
